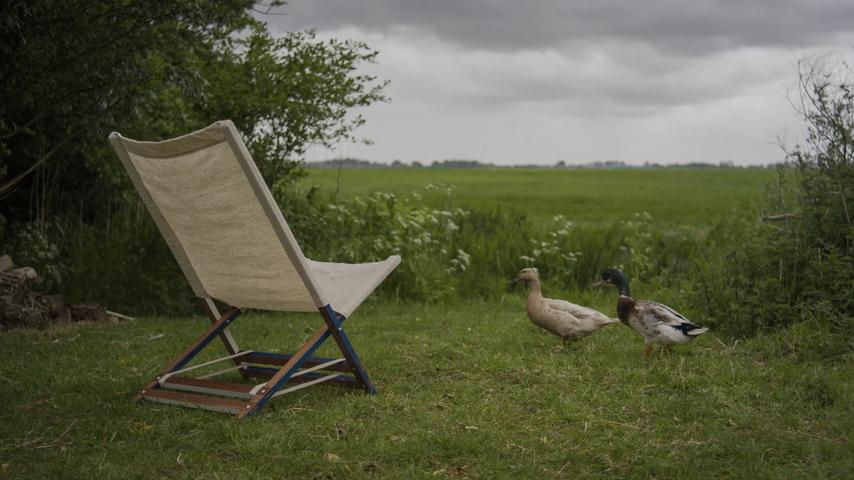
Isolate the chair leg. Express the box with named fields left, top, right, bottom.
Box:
left=238, top=305, right=376, bottom=417
left=320, top=305, right=377, bottom=395
left=137, top=304, right=375, bottom=418
left=137, top=307, right=242, bottom=401
left=199, top=298, right=250, bottom=379
left=238, top=324, right=331, bottom=418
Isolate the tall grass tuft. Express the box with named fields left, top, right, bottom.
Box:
left=57, top=200, right=195, bottom=315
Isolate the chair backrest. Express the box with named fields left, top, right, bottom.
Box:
left=109, top=120, right=327, bottom=311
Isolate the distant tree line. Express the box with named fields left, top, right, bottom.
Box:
left=306, top=158, right=771, bottom=169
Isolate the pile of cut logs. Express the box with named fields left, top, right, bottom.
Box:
left=0, top=254, right=132, bottom=328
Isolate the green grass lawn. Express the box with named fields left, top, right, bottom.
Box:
left=301, top=168, right=774, bottom=227
left=2, top=167, right=847, bottom=478
left=1, top=297, right=850, bottom=479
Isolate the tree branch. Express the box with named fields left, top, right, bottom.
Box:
left=0, top=128, right=85, bottom=196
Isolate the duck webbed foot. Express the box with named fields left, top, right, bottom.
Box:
left=549, top=345, right=566, bottom=354
left=643, top=343, right=653, bottom=358
left=548, top=337, right=575, bottom=354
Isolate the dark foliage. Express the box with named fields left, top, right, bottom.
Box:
left=0, top=0, right=387, bottom=314
left=693, top=59, right=854, bottom=342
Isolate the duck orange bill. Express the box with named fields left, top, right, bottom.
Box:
left=590, top=280, right=606, bottom=288
left=507, top=277, right=520, bottom=291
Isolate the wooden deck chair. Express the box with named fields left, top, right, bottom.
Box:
left=108, top=120, right=400, bottom=418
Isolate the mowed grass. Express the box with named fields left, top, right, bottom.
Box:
left=302, top=167, right=774, bottom=227
left=1, top=296, right=851, bottom=479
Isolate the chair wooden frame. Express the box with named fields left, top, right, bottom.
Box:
left=137, top=299, right=374, bottom=418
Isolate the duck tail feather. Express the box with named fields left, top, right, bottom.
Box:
left=686, top=326, right=709, bottom=336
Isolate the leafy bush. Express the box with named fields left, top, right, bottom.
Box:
left=691, top=60, right=854, bottom=339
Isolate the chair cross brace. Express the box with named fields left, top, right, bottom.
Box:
left=136, top=302, right=376, bottom=418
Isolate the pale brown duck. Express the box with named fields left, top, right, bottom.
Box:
left=516, top=268, right=617, bottom=343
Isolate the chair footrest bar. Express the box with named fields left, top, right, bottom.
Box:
left=244, top=352, right=352, bottom=372
left=292, top=358, right=346, bottom=378
left=272, top=373, right=344, bottom=398
left=140, top=388, right=247, bottom=414
left=158, top=350, right=253, bottom=384
left=160, top=376, right=254, bottom=399
left=197, top=363, right=247, bottom=380
left=243, top=365, right=358, bottom=386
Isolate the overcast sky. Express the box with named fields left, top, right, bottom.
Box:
left=260, top=1, right=854, bottom=166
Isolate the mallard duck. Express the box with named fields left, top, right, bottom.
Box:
left=514, top=268, right=617, bottom=343
left=596, top=268, right=708, bottom=357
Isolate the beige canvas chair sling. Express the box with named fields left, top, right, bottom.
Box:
left=109, top=120, right=400, bottom=418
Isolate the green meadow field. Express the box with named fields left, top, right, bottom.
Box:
left=301, top=167, right=775, bottom=227
left=1, top=167, right=851, bottom=479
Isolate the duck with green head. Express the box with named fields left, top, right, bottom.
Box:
left=596, top=268, right=708, bottom=357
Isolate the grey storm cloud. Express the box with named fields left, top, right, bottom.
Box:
left=256, top=1, right=854, bottom=165
left=267, top=0, right=854, bottom=55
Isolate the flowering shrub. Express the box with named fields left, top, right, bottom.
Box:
left=11, top=223, right=63, bottom=292
left=274, top=182, right=476, bottom=301
left=273, top=181, right=694, bottom=302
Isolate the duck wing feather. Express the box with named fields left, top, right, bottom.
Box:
left=546, top=298, right=617, bottom=325
left=636, top=300, right=708, bottom=336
